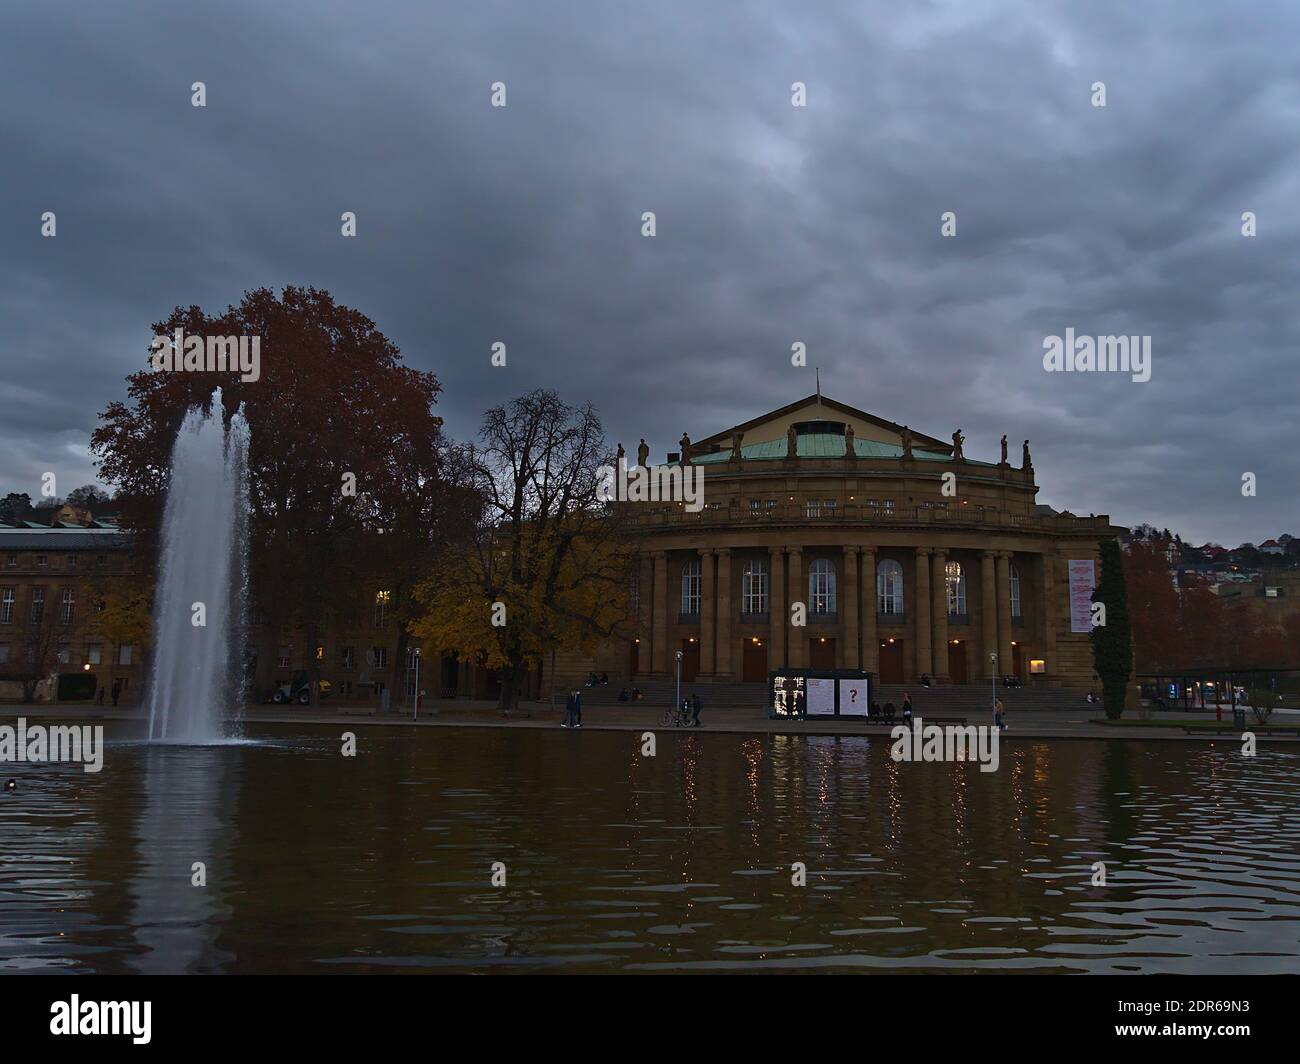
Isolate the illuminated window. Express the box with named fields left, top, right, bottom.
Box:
left=680, top=559, right=701, bottom=614
left=1010, top=563, right=1022, bottom=619
left=742, top=559, right=768, bottom=614
left=373, top=590, right=391, bottom=627
left=945, top=561, right=966, bottom=615
left=809, top=559, right=836, bottom=614
left=878, top=560, right=903, bottom=615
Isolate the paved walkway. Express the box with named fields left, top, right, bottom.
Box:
left=4, top=700, right=1297, bottom=742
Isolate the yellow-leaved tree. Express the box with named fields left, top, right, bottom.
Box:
left=410, top=390, right=633, bottom=714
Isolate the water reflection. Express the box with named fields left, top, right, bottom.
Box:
left=1, top=726, right=1297, bottom=973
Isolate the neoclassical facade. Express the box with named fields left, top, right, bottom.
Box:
left=613, top=394, right=1123, bottom=690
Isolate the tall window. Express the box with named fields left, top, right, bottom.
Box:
left=680, top=559, right=701, bottom=615
left=373, top=590, right=391, bottom=627
left=878, top=560, right=903, bottom=615
left=629, top=571, right=640, bottom=613
left=1010, top=563, right=1022, bottom=619
left=945, top=560, right=966, bottom=616
left=30, top=587, right=45, bottom=623
left=0, top=588, right=13, bottom=624
left=742, top=559, right=768, bottom=615
left=809, top=559, right=836, bottom=614
left=60, top=587, right=74, bottom=624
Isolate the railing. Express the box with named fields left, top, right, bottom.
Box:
left=622, top=501, right=1113, bottom=534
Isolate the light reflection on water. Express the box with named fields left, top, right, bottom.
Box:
left=1, top=724, right=1298, bottom=973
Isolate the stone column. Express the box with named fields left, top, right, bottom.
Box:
left=931, top=548, right=950, bottom=681
left=1040, top=551, right=1057, bottom=682
left=699, top=549, right=716, bottom=679
left=861, top=548, right=878, bottom=676
left=714, top=548, right=733, bottom=679
left=651, top=550, right=669, bottom=675
left=981, top=551, right=997, bottom=683
left=914, top=547, right=931, bottom=681
left=996, top=551, right=1013, bottom=680
left=637, top=553, right=653, bottom=675
left=843, top=547, right=859, bottom=669
left=768, top=548, right=785, bottom=669
left=787, top=547, right=804, bottom=668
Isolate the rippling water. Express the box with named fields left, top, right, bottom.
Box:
left=2, top=723, right=1298, bottom=973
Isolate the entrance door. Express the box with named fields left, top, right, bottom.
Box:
left=878, top=639, right=905, bottom=684
left=630, top=641, right=639, bottom=677
left=742, top=637, right=768, bottom=682
left=680, top=639, right=700, bottom=683
left=948, top=640, right=968, bottom=684
left=809, top=636, right=836, bottom=669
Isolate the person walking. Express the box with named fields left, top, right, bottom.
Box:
left=994, top=697, right=1006, bottom=731
left=689, top=692, right=703, bottom=727
left=110, top=680, right=121, bottom=708
left=562, top=689, right=577, bottom=728
left=573, top=687, right=583, bottom=728
left=901, top=692, right=913, bottom=723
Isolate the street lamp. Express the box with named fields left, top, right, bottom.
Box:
left=989, top=651, right=998, bottom=711
left=675, top=649, right=683, bottom=715
left=413, top=647, right=421, bottom=720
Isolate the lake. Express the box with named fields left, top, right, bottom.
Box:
left=2, top=723, right=1297, bottom=974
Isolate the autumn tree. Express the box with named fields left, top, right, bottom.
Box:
left=90, top=286, right=456, bottom=705
left=411, top=390, right=632, bottom=715
left=1091, top=539, right=1133, bottom=719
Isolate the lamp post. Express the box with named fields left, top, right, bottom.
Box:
left=989, top=651, right=998, bottom=711
left=675, top=650, right=683, bottom=715
left=413, top=647, right=421, bottom=720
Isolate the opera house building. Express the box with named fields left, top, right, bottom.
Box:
left=615, top=393, right=1123, bottom=692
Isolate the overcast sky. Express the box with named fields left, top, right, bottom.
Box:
left=3, top=0, right=1297, bottom=545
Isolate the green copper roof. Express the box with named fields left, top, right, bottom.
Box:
left=690, top=433, right=993, bottom=466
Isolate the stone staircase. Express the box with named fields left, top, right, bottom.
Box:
left=555, top=678, right=768, bottom=707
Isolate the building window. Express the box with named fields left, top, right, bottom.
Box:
left=0, top=588, right=13, bottom=624
left=340, top=646, right=356, bottom=669
left=57, top=643, right=70, bottom=664
left=749, top=498, right=777, bottom=516
left=0, top=644, right=9, bottom=664
left=66, top=554, right=77, bottom=569
left=945, top=561, right=966, bottom=616
left=371, top=646, right=388, bottom=668
left=680, top=559, right=701, bottom=615
left=277, top=645, right=291, bottom=668
left=809, top=559, right=836, bottom=614
left=1010, top=563, right=1022, bottom=619
left=4, top=555, right=15, bottom=568
left=373, top=590, right=391, bottom=627
left=30, top=587, right=45, bottom=624
left=96, top=554, right=107, bottom=568
left=742, top=559, right=768, bottom=615
left=866, top=499, right=896, bottom=513
left=87, top=644, right=102, bottom=665
left=36, top=555, right=47, bottom=568
left=60, top=588, right=74, bottom=624
left=118, top=645, right=133, bottom=666
left=878, top=560, right=904, bottom=615
left=805, top=499, right=838, bottom=518
left=629, top=571, right=640, bottom=612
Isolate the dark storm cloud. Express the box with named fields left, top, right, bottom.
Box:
left=2, top=0, right=1297, bottom=545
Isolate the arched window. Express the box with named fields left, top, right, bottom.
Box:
left=1010, top=563, right=1022, bottom=619
left=808, top=559, right=836, bottom=614
left=680, top=559, right=701, bottom=615
left=878, top=559, right=903, bottom=615
left=945, top=560, right=966, bottom=616
left=742, top=559, right=768, bottom=615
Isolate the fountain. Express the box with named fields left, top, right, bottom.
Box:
left=146, top=390, right=250, bottom=743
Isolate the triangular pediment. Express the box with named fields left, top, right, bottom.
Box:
left=693, top=394, right=950, bottom=454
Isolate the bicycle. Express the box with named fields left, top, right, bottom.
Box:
left=660, top=703, right=690, bottom=728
